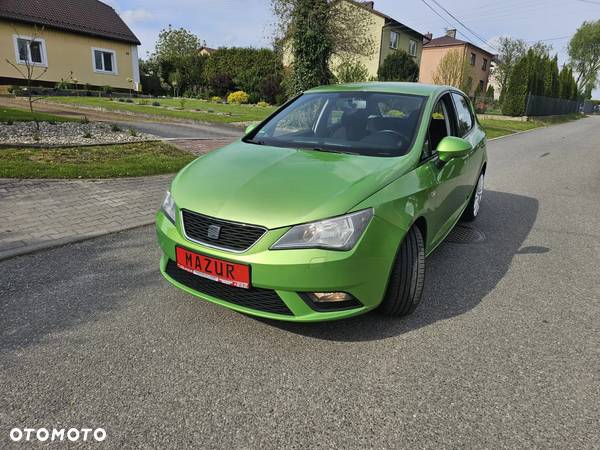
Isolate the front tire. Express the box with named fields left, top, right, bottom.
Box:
left=379, top=226, right=425, bottom=317
left=462, top=172, right=484, bottom=222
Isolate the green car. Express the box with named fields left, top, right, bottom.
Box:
left=156, top=82, right=487, bottom=322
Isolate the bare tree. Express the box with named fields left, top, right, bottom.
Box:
left=5, top=26, right=48, bottom=130
left=432, top=49, right=473, bottom=93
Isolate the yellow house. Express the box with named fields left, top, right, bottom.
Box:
left=0, top=0, right=141, bottom=92
left=283, top=1, right=425, bottom=80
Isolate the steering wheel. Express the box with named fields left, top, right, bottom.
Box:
left=378, top=129, right=410, bottom=147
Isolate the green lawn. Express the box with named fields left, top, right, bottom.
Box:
left=0, top=141, right=196, bottom=178
left=480, top=118, right=545, bottom=139
left=0, top=107, right=76, bottom=123
left=46, top=97, right=277, bottom=124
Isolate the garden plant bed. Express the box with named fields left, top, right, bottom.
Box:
left=0, top=121, right=158, bottom=146
left=43, top=96, right=276, bottom=124
left=0, top=141, right=195, bottom=178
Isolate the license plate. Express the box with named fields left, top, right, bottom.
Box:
left=175, top=247, right=250, bottom=289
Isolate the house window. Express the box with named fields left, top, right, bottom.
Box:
left=92, top=48, right=117, bottom=74
left=390, top=31, right=399, bottom=49
left=13, top=35, right=47, bottom=66
left=482, top=58, right=488, bottom=70
left=478, top=80, right=484, bottom=94
left=469, top=52, right=476, bottom=66
left=408, top=39, right=417, bottom=57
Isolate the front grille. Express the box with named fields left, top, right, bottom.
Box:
left=181, top=209, right=267, bottom=252
left=165, top=260, right=293, bottom=315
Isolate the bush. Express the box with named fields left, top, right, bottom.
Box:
left=83, top=131, right=92, bottom=139
left=102, top=85, right=113, bottom=95
left=227, top=91, right=249, bottom=104
left=125, top=98, right=134, bottom=103
left=211, top=96, right=223, bottom=103
left=138, top=99, right=149, bottom=105
left=204, top=47, right=283, bottom=102
left=335, top=59, right=369, bottom=83
left=257, top=101, right=270, bottom=108
left=118, top=98, right=126, bottom=102
left=111, top=124, right=121, bottom=132
left=152, top=101, right=161, bottom=107
left=378, top=51, right=419, bottom=82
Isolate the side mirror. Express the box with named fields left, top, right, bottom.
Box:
left=437, top=136, right=472, bottom=162
left=245, top=123, right=258, bottom=134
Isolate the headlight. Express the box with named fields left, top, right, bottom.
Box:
left=161, top=190, right=177, bottom=224
left=271, top=208, right=373, bottom=251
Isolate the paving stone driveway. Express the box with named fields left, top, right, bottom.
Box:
left=0, top=175, right=172, bottom=259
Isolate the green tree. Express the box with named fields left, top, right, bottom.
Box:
left=558, top=65, right=572, bottom=99
left=568, top=20, right=600, bottom=94
left=151, top=26, right=205, bottom=95
left=491, top=37, right=527, bottom=102
left=272, top=0, right=376, bottom=94
left=154, top=25, right=203, bottom=61
left=485, top=84, right=495, bottom=99
left=502, top=55, right=530, bottom=116
left=335, top=58, right=369, bottom=83
left=432, top=49, right=472, bottom=93
left=139, top=58, right=165, bottom=96
left=203, top=48, right=283, bottom=103
left=377, top=51, right=419, bottom=82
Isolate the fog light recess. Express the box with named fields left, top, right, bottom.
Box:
left=310, top=292, right=354, bottom=303
left=300, top=292, right=362, bottom=312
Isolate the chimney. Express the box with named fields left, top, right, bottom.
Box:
left=445, top=28, right=457, bottom=38
left=424, top=32, right=433, bottom=43
left=362, top=1, right=374, bottom=9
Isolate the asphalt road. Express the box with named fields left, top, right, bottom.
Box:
left=1, top=117, right=599, bottom=448
left=114, top=120, right=243, bottom=139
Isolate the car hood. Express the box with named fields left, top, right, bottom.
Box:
left=171, top=141, right=413, bottom=229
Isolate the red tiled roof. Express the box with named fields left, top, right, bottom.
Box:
left=424, top=35, right=494, bottom=57
left=0, top=0, right=140, bottom=45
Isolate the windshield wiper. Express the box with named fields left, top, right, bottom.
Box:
left=245, top=138, right=266, bottom=145
left=303, top=146, right=356, bottom=155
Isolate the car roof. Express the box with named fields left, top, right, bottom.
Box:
left=305, top=82, right=452, bottom=97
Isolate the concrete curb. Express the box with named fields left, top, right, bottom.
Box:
left=0, top=139, right=161, bottom=149
left=0, top=221, right=154, bottom=262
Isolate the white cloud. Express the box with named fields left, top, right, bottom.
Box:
left=120, top=9, right=156, bottom=26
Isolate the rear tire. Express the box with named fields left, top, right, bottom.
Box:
left=462, top=172, right=484, bottom=222
left=379, top=226, right=425, bottom=317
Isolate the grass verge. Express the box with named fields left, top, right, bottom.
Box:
left=0, top=141, right=196, bottom=178
left=45, top=97, right=276, bottom=124
left=480, top=118, right=544, bottom=139
left=0, top=107, right=76, bottom=123
left=480, top=114, right=581, bottom=139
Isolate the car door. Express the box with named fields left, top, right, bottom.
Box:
left=422, top=92, right=468, bottom=246
left=450, top=92, right=486, bottom=196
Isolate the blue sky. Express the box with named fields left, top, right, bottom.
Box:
left=106, top=0, right=600, bottom=96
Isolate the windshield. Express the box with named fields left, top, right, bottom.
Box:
left=245, top=91, right=426, bottom=157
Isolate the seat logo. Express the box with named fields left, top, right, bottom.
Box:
left=207, top=224, right=221, bottom=240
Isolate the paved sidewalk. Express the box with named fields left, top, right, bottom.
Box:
left=170, top=138, right=235, bottom=155
left=0, top=175, right=172, bottom=260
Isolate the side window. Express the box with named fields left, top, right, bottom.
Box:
left=451, top=93, right=474, bottom=136
left=408, top=39, right=417, bottom=57
left=423, top=96, right=452, bottom=159
left=390, top=31, right=399, bottom=49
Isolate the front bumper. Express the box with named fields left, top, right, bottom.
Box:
left=156, top=210, right=403, bottom=322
